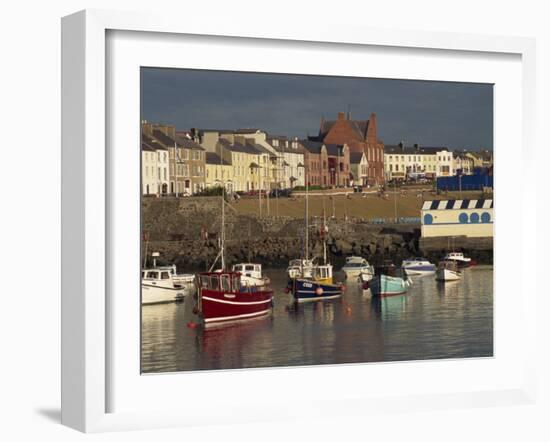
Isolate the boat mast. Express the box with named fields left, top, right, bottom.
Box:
left=305, top=167, right=309, bottom=261
left=322, top=196, right=327, bottom=265
left=220, top=154, right=226, bottom=270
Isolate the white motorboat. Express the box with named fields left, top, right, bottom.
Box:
left=286, top=258, right=315, bottom=279
left=435, top=260, right=462, bottom=282
left=141, top=268, right=193, bottom=305
left=342, top=256, right=374, bottom=281
left=443, top=252, right=475, bottom=268
left=401, top=258, right=436, bottom=276
left=231, top=263, right=270, bottom=287
left=155, top=264, right=195, bottom=285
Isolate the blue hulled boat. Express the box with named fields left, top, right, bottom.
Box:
left=288, top=264, right=344, bottom=302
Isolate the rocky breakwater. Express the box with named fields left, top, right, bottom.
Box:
left=141, top=197, right=428, bottom=271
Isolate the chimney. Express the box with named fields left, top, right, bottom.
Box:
left=141, top=121, right=153, bottom=136
left=337, top=111, right=345, bottom=120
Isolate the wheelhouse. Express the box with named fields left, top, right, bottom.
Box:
left=313, top=265, right=332, bottom=280
left=232, top=263, right=261, bottom=275
left=198, top=272, right=242, bottom=292
left=142, top=269, right=172, bottom=281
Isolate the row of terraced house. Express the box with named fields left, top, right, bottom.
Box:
left=141, top=111, right=492, bottom=196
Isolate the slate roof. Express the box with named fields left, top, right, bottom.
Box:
left=325, top=144, right=345, bottom=157
left=205, top=152, right=231, bottom=166
left=299, top=140, right=324, bottom=154
left=152, top=129, right=177, bottom=147
left=349, top=152, right=365, bottom=164
left=219, top=138, right=261, bottom=155
left=141, top=141, right=156, bottom=152
left=142, top=134, right=168, bottom=151
left=175, top=136, right=204, bottom=150
left=299, top=140, right=345, bottom=156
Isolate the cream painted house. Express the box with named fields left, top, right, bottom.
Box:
left=205, top=152, right=234, bottom=191
left=349, top=152, right=368, bottom=186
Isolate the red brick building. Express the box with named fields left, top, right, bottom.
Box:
left=312, top=111, right=385, bottom=186
left=299, top=140, right=350, bottom=187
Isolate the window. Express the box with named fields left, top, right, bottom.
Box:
left=220, top=275, right=231, bottom=291
left=161, top=272, right=170, bottom=280
left=210, top=275, right=220, bottom=290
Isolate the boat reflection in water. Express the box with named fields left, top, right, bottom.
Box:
left=436, top=279, right=461, bottom=296
left=141, top=267, right=494, bottom=373
left=286, top=296, right=338, bottom=326
left=371, top=293, right=411, bottom=321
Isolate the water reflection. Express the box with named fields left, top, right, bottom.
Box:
left=141, top=266, right=493, bottom=373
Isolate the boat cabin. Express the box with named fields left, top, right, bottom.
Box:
left=198, top=272, right=242, bottom=292
left=374, top=263, right=404, bottom=277
left=142, top=269, right=172, bottom=281
left=232, top=263, right=262, bottom=279
left=345, top=256, right=368, bottom=266
left=311, top=264, right=334, bottom=284
left=445, top=252, right=466, bottom=260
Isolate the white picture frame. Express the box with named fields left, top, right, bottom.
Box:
left=61, top=9, right=537, bottom=433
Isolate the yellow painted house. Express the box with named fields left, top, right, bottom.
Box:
left=205, top=152, right=234, bottom=191
left=217, top=138, right=266, bottom=192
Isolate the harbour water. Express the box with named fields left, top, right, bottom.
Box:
left=141, top=266, right=493, bottom=373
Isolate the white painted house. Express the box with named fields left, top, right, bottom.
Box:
left=142, top=133, right=170, bottom=195
left=141, top=141, right=157, bottom=196
left=384, top=143, right=451, bottom=180
left=266, top=136, right=305, bottom=189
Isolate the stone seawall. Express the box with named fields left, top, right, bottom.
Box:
left=142, top=197, right=493, bottom=270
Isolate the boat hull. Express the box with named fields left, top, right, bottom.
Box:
left=141, top=284, right=187, bottom=305
left=435, top=268, right=461, bottom=281
left=289, top=278, right=343, bottom=302
left=200, top=287, right=273, bottom=326
left=369, top=275, right=409, bottom=297
left=402, top=264, right=436, bottom=276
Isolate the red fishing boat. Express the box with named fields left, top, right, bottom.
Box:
left=196, top=271, right=273, bottom=326
left=193, top=165, right=273, bottom=327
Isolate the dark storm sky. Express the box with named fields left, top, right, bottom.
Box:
left=141, top=68, right=493, bottom=150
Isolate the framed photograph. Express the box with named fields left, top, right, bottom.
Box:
left=61, top=9, right=537, bottom=432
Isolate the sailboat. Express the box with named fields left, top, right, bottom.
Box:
left=194, top=165, right=274, bottom=326
left=287, top=181, right=344, bottom=302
